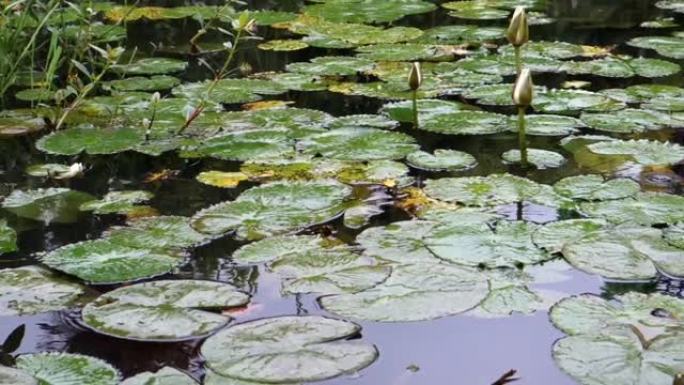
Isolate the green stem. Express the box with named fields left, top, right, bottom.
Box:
left=412, top=90, right=418, bottom=128
left=514, top=45, right=522, bottom=75
left=518, top=106, right=528, bottom=169
left=54, top=63, right=110, bottom=130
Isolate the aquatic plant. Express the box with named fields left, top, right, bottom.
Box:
left=507, top=6, right=529, bottom=74
left=512, top=68, right=534, bottom=168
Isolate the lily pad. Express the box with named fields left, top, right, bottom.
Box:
left=380, top=99, right=475, bottom=122
left=0, top=220, right=17, bottom=255
left=113, top=57, right=187, bottom=75
left=191, top=180, right=352, bottom=240
left=104, top=216, right=212, bottom=249
left=417, top=25, right=503, bottom=44
left=258, top=40, right=309, bottom=52
left=202, top=316, right=378, bottom=382
left=286, top=56, right=375, bottom=76
left=580, top=109, right=682, bottom=133
left=443, top=1, right=509, bottom=20
left=425, top=220, right=551, bottom=268
left=299, top=127, right=418, bottom=161
left=424, top=174, right=545, bottom=207
left=506, top=114, right=583, bottom=136
left=0, top=366, right=37, bottom=385
left=121, top=367, right=197, bottom=385
left=502, top=149, right=566, bottom=169
left=418, top=110, right=508, bottom=135
left=0, top=110, right=46, bottom=136
left=36, top=126, right=144, bottom=155
left=355, top=44, right=460, bottom=62
left=42, top=239, right=186, bottom=284
left=103, top=76, right=180, bottom=92
left=80, top=190, right=154, bottom=215
left=629, top=35, right=684, bottom=59
left=320, top=263, right=489, bottom=322
left=580, top=192, right=684, bottom=226
left=172, top=79, right=286, bottom=104
left=664, top=223, right=684, bottom=249
left=82, top=280, right=249, bottom=341
left=303, top=0, right=436, bottom=23
left=0, top=266, right=84, bottom=316
left=533, top=90, right=626, bottom=114
left=553, top=175, right=640, bottom=201
left=587, top=139, right=684, bottom=166
left=356, top=220, right=443, bottom=264
left=406, top=149, right=477, bottom=171
left=16, top=353, right=120, bottom=385
left=533, top=219, right=609, bottom=254
left=2, top=188, right=94, bottom=224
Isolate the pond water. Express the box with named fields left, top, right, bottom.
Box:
left=2, top=0, right=684, bottom=384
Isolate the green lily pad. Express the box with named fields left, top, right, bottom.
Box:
left=0, top=366, right=37, bottom=385
left=172, top=79, right=286, bottom=104
left=16, top=353, right=120, bottom=385
left=113, top=58, right=188, bottom=75
left=2, top=188, right=95, bottom=224
left=506, top=114, right=583, bottom=136
left=180, top=129, right=294, bottom=162
left=664, top=223, right=684, bottom=249
left=641, top=17, right=679, bottom=28
left=561, top=226, right=684, bottom=280
left=25, top=163, right=72, bottom=178
left=443, top=1, right=509, bottom=20
left=103, top=76, right=180, bottom=92
left=104, top=216, right=212, bottom=249
left=355, top=44, right=460, bottom=62
left=80, top=190, right=154, bottom=215
left=553, top=175, right=640, bottom=201
left=456, top=54, right=563, bottom=76
left=502, top=149, right=566, bottom=169
left=425, top=220, right=551, bottom=268
left=121, top=367, right=197, bottom=385
left=15, top=88, right=54, bottom=102
left=629, top=35, right=684, bottom=59
left=0, top=266, right=84, bottom=316
left=562, top=57, right=681, bottom=78
left=82, top=280, right=249, bottom=341
left=258, top=39, right=309, bottom=52
left=343, top=204, right=385, bottom=229
left=0, top=110, right=46, bottom=136
left=416, top=25, right=503, bottom=44
left=36, top=126, right=144, bottom=155
left=191, top=180, right=352, bottom=240
left=472, top=268, right=553, bottom=318
left=328, top=114, right=399, bottom=130
left=498, top=41, right=586, bottom=60
left=419, top=110, right=508, bottom=135
left=553, top=327, right=684, bottom=385
left=356, top=220, right=443, bottom=264
left=0, top=220, right=17, bottom=255
left=533, top=219, right=610, bottom=254
left=533, top=90, right=626, bottom=114
left=657, top=0, right=684, bottom=12
left=424, top=174, right=546, bottom=207
left=380, top=99, right=475, bottom=123
left=303, top=0, right=436, bottom=23
left=202, top=316, right=378, bottom=382
left=586, top=139, right=684, bottom=166
left=42, top=239, right=186, bottom=284
left=580, top=109, right=682, bottom=133
left=580, top=192, right=684, bottom=226
left=406, top=149, right=477, bottom=171
left=299, top=127, right=418, bottom=161
left=216, top=107, right=333, bottom=136
left=287, top=56, right=375, bottom=76
left=550, top=292, right=684, bottom=336
left=320, top=263, right=489, bottom=322
left=266, top=72, right=330, bottom=91
left=463, top=83, right=547, bottom=106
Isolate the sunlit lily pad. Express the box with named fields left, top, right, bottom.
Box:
left=356, top=220, right=443, bottom=264
left=173, top=79, right=286, bottom=104
left=580, top=192, right=684, bottom=226
left=2, top=188, right=94, bottom=224
left=42, top=239, right=186, bottom=284
left=0, top=110, right=46, bottom=136
left=502, top=149, right=566, bottom=169
left=303, top=0, right=436, bottom=23
left=380, top=99, right=475, bottom=123
left=407, top=149, right=477, bottom=171
left=82, top=280, right=249, bottom=341
left=216, top=107, right=333, bottom=136
left=202, top=316, right=378, bottom=382
left=0, top=266, right=84, bottom=316
left=191, top=180, right=352, bottom=240
left=443, top=1, right=509, bottom=20
left=328, top=114, right=399, bottom=130
left=320, top=263, right=489, bottom=322
left=16, top=353, right=120, bottom=385
left=104, top=216, right=212, bottom=249
left=507, top=114, right=583, bottom=136
left=664, top=223, right=684, bottom=249
left=561, top=226, right=684, bottom=280
left=80, top=190, right=154, bottom=215
left=0, top=366, right=37, bottom=385
left=425, top=220, right=551, bottom=268
left=553, top=175, right=640, bottom=201
left=463, top=83, right=547, bottom=106
left=562, top=57, right=681, bottom=78
left=121, top=367, right=197, bottom=385
left=472, top=268, right=553, bottom=318
left=258, top=39, right=309, bottom=52
left=533, top=219, right=609, bottom=254
left=0, top=220, right=17, bottom=255
left=299, top=127, right=418, bottom=161
left=533, top=90, right=626, bottom=114
left=419, top=110, right=508, bottom=135
left=424, top=174, right=551, bottom=207
left=587, top=139, right=684, bottom=166
left=356, top=44, right=460, bottom=62
left=113, top=58, right=188, bottom=75
left=36, top=126, right=144, bottom=155
left=629, top=35, right=684, bottom=59
left=416, top=25, right=503, bottom=44
left=180, top=129, right=294, bottom=161
left=580, top=109, right=682, bottom=133
left=103, top=76, right=180, bottom=92
left=287, top=56, right=375, bottom=76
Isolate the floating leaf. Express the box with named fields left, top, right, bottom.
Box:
left=507, top=114, right=583, bottom=136
left=0, top=110, right=46, bottom=136
left=406, top=149, right=477, bottom=171
left=502, top=149, right=566, bottom=169
left=82, top=280, right=248, bottom=341
left=2, top=188, right=94, bottom=224
left=287, top=56, right=375, bottom=76
left=42, top=239, right=186, bottom=284
left=580, top=109, right=682, bottom=133
left=299, top=127, right=418, bottom=161
left=664, top=223, right=684, bottom=249
left=580, top=192, right=684, bottom=226
left=380, top=99, right=475, bottom=122
left=553, top=175, right=640, bottom=201
left=80, top=190, right=154, bottom=215
left=173, top=79, right=286, bottom=104
left=0, top=266, right=84, bottom=316
left=191, top=180, right=352, bottom=240
left=258, top=39, right=309, bottom=51
left=424, top=174, right=548, bottom=207
left=629, top=35, right=684, bottom=59
left=202, top=316, right=377, bottom=382
left=104, top=216, right=212, bottom=249
left=36, top=126, right=144, bottom=155
left=533, top=90, right=626, bottom=114
left=196, top=171, right=248, bottom=188
left=113, top=58, right=188, bottom=75
left=356, top=44, right=460, bottom=62
left=417, top=25, right=503, bottom=44
left=587, top=139, right=684, bottom=166
left=16, top=353, right=120, bottom=385
left=418, top=110, right=508, bottom=135
left=0, top=366, right=37, bottom=385
left=320, top=263, right=489, bottom=322
left=0, top=220, right=17, bottom=255
left=533, top=219, right=609, bottom=254
left=121, top=367, right=197, bottom=385
left=103, top=76, right=180, bottom=92
left=303, top=0, right=436, bottom=23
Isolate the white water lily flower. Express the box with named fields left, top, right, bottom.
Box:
left=54, top=163, right=85, bottom=180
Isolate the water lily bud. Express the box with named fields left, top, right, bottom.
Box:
left=507, top=7, right=529, bottom=47
left=151, top=92, right=161, bottom=104
left=512, top=68, right=533, bottom=107
left=408, top=62, right=422, bottom=91
left=55, top=163, right=85, bottom=180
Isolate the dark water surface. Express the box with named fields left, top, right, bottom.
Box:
left=2, top=0, right=683, bottom=384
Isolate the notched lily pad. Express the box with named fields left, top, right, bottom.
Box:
left=407, top=149, right=477, bottom=171
left=16, top=353, right=120, bottom=385
left=0, top=266, right=84, bottom=316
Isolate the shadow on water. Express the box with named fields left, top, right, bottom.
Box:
left=1, top=0, right=682, bottom=384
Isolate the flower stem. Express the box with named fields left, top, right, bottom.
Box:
left=514, top=45, right=522, bottom=75
left=411, top=90, right=418, bottom=128
left=518, top=105, right=528, bottom=169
